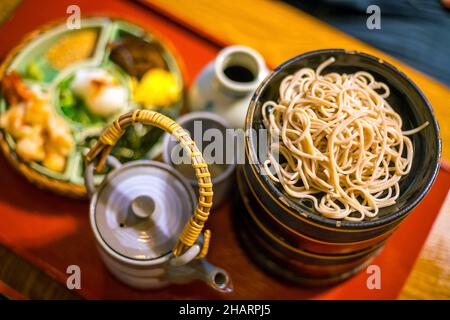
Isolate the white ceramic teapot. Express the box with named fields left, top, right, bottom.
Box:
left=84, top=110, right=232, bottom=292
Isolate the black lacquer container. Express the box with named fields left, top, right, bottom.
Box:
left=236, top=49, right=441, bottom=286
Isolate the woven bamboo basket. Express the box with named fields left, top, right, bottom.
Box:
left=0, top=17, right=185, bottom=198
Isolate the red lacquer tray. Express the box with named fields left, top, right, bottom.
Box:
left=0, top=0, right=449, bottom=299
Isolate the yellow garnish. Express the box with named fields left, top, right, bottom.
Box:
left=47, top=30, right=97, bottom=70
left=133, top=68, right=180, bottom=108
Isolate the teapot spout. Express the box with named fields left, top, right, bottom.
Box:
left=191, top=259, right=233, bottom=293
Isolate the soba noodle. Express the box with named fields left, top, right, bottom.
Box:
left=262, top=57, right=428, bottom=221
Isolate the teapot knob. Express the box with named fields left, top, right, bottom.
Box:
left=130, top=195, right=155, bottom=219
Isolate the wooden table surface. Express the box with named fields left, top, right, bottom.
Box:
left=400, top=187, right=450, bottom=299
left=0, top=0, right=449, bottom=300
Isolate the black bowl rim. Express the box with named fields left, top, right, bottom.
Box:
left=245, top=49, right=442, bottom=230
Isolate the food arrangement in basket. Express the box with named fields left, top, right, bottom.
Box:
left=0, top=17, right=183, bottom=197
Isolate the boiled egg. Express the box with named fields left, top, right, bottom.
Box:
left=71, top=68, right=127, bottom=117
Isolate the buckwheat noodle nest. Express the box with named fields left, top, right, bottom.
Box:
left=262, top=57, right=429, bottom=222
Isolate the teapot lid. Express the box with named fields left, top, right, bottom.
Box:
left=92, top=160, right=196, bottom=261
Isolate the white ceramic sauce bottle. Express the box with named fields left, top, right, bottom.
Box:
left=189, top=45, right=268, bottom=128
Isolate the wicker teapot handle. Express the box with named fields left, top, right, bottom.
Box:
left=85, top=109, right=213, bottom=259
